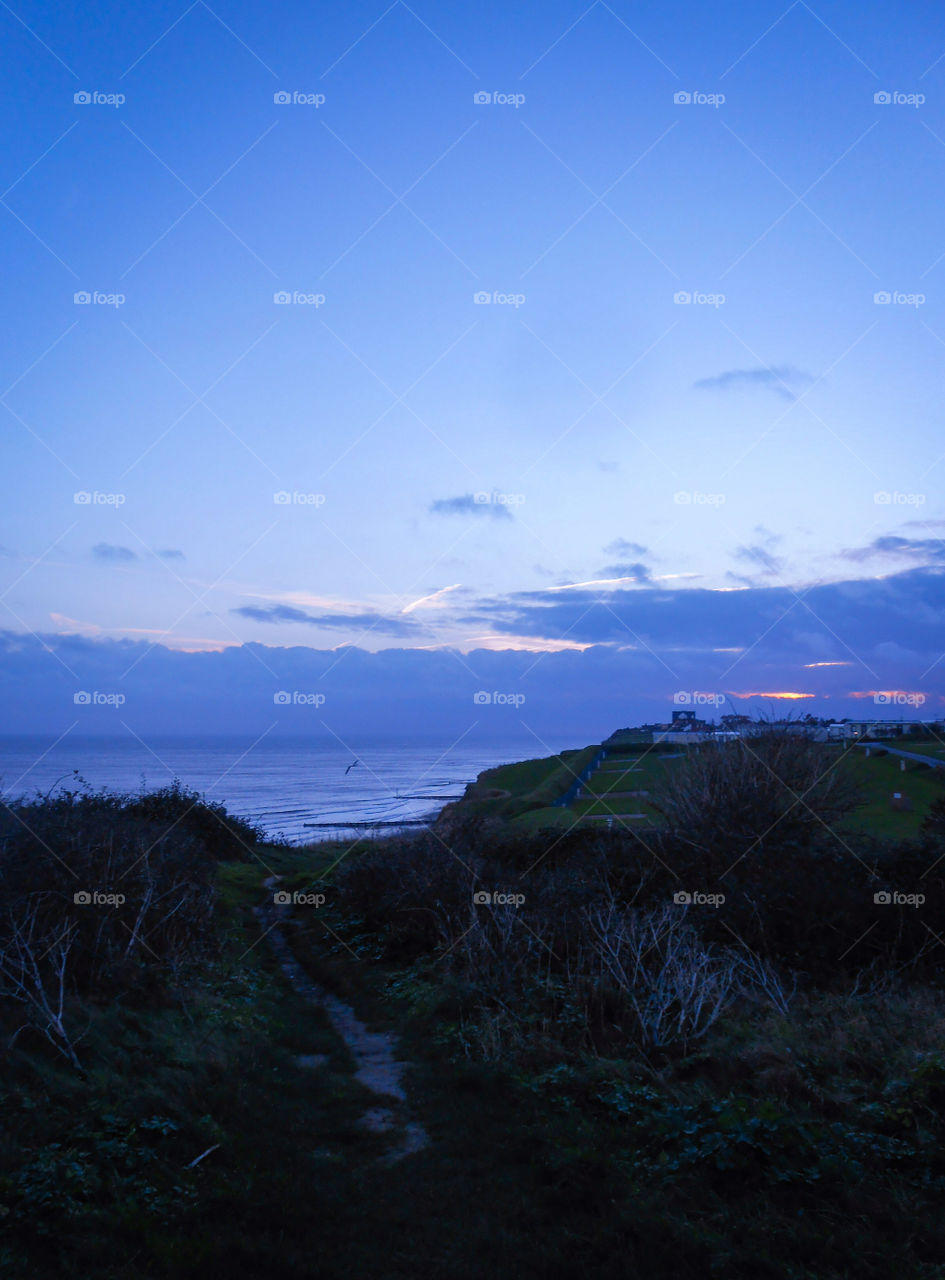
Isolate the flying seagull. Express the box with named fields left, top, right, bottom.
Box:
left=344, top=759, right=361, bottom=775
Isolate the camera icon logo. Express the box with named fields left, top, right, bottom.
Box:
left=274, top=291, right=292, bottom=304
left=873, top=490, right=891, bottom=504
left=673, top=891, right=692, bottom=905
left=74, top=890, right=91, bottom=904
left=74, top=91, right=91, bottom=104
left=74, top=291, right=91, bottom=304
left=74, top=691, right=91, bottom=705
left=873, top=291, right=891, bottom=304
left=473, top=291, right=491, bottom=304
left=274, top=890, right=291, bottom=904
left=273, top=491, right=291, bottom=504
left=473, top=91, right=492, bottom=105
left=273, top=691, right=291, bottom=705
left=874, top=91, right=891, bottom=105
left=673, top=691, right=691, bottom=704
left=674, top=91, right=691, bottom=104
left=673, top=290, right=692, bottom=304
left=874, top=891, right=891, bottom=904
left=74, top=490, right=92, bottom=504
left=473, top=691, right=492, bottom=705
left=473, top=890, right=492, bottom=904
left=274, top=91, right=292, bottom=104
left=674, top=491, right=692, bottom=504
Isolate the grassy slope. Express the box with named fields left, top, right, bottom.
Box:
left=1, top=844, right=379, bottom=1279
left=251, top=838, right=945, bottom=1280
left=488, top=742, right=943, bottom=840
left=449, top=746, right=601, bottom=826
left=840, top=750, right=944, bottom=838
left=6, top=808, right=945, bottom=1278
left=0, top=840, right=687, bottom=1280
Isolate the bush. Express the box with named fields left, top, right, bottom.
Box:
left=0, top=783, right=259, bottom=1068
left=650, top=730, right=863, bottom=859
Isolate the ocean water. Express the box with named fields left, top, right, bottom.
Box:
left=0, top=735, right=569, bottom=844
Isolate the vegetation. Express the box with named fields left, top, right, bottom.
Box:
left=438, top=744, right=601, bottom=825
left=3, top=744, right=945, bottom=1278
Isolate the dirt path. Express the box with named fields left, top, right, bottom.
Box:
left=254, top=876, right=427, bottom=1163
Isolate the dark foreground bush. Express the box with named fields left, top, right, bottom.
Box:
left=0, top=782, right=260, bottom=1068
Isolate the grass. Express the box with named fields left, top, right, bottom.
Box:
left=509, top=805, right=579, bottom=832
left=878, top=737, right=945, bottom=761
left=839, top=750, right=944, bottom=838
left=265, top=824, right=945, bottom=1279
left=0, top=857, right=381, bottom=1279
left=8, top=758, right=945, bottom=1277
left=568, top=751, right=672, bottom=824
left=444, top=746, right=602, bottom=825
left=453, top=741, right=944, bottom=843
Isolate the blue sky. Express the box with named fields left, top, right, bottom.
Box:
left=2, top=0, right=945, bottom=733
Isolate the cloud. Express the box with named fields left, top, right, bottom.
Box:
left=156, top=549, right=185, bottom=560
left=693, top=366, right=813, bottom=402
left=464, top=566, right=945, bottom=672
left=842, top=535, right=945, bottom=565
left=599, top=539, right=652, bottom=581
left=727, top=527, right=784, bottom=585
left=401, top=584, right=461, bottom=614
left=604, top=538, right=649, bottom=558
left=599, top=562, right=652, bottom=583
left=92, top=543, right=137, bottom=563
left=232, top=603, right=421, bottom=637
left=429, top=495, right=513, bottom=520
left=2, top=591, right=942, bottom=746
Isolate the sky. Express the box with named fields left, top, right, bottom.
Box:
left=2, top=0, right=945, bottom=738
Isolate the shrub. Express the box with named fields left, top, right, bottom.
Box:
left=0, top=784, right=253, bottom=1067
left=650, top=730, right=863, bottom=862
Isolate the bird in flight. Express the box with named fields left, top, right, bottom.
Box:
left=344, top=759, right=361, bottom=775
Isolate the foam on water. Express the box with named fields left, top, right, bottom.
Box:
left=0, top=735, right=569, bottom=843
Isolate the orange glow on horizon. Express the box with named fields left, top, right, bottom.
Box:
left=731, top=691, right=815, bottom=700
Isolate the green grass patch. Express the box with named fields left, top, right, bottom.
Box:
left=840, top=751, right=944, bottom=838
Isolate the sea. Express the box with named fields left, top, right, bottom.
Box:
left=0, top=735, right=574, bottom=844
